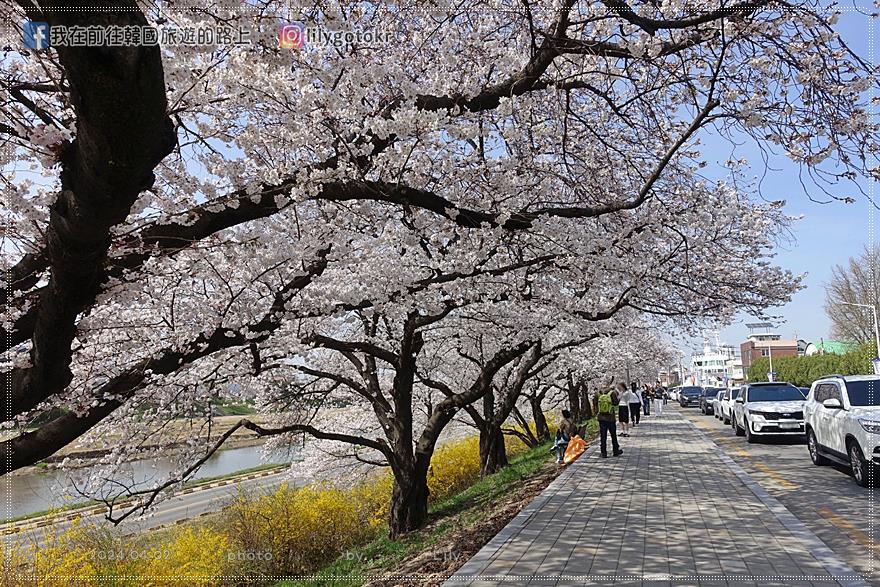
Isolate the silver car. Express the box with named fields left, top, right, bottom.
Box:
left=719, top=387, right=741, bottom=425
left=712, top=390, right=726, bottom=419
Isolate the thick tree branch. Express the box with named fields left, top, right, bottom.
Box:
left=0, top=249, right=330, bottom=474
left=5, top=0, right=176, bottom=421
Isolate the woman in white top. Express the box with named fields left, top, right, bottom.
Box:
left=618, top=383, right=639, bottom=436
left=630, top=385, right=643, bottom=426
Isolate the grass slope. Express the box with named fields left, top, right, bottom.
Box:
left=280, top=438, right=561, bottom=587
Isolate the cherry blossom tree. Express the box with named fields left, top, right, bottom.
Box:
left=2, top=0, right=876, bottom=534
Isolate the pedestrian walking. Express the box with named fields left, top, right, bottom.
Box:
left=553, top=409, right=576, bottom=464
left=627, top=383, right=641, bottom=426
left=657, top=381, right=668, bottom=405
left=643, top=384, right=651, bottom=416
left=617, top=383, right=631, bottom=436
left=596, top=386, right=623, bottom=458
left=653, top=384, right=664, bottom=417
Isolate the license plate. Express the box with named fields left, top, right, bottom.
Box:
left=779, top=422, right=800, bottom=429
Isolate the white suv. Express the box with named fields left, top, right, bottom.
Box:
left=804, top=375, right=880, bottom=487
left=732, top=382, right=806, bottom=443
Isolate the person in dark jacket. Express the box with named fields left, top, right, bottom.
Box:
left=596, top=387, right=623, bottom=458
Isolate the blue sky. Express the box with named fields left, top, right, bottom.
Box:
left=680, top=10, right=876, bottom=360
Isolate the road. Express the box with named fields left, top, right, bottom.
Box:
left=3, top=469, right=295, bottom=549
left=682, top=405, right=879, bottom=582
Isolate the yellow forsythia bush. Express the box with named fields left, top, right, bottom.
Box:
left=427, top=432, right=529, bottom=503
left=136, top=526, right=231, bottom=587
left=427, top=435, right=481, bottom=502
left=224, top=483, right=383, bottom=575
left=6, top=429, right=542, bottom=583
left=2, top=519, right=142, bottom=587
left=0, top=540, right=33, bottom=587
left=29, top=519, right=100, bottom=586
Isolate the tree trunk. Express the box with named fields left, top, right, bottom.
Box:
left=566, top=379, right=580, bottom=423
left=580, top=383, right=592, bottom=420
left=388, top=461, right=430, bottom=538
left=530, top=396, right=551, bottom=442
left=478, top=390, right=509, bottom=476
left=479, top=423, right=509, bottom=476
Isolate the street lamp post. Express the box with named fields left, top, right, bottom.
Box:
left=766, top=341, right=775, bottom=382
left=840, top=302, right=880, bottom=374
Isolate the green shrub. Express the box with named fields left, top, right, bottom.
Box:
left=747, top=342, right=877, bottom=386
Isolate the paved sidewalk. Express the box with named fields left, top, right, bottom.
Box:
left=446, top=406, right=873, bottom=586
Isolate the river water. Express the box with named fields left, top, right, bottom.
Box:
left=1, top=443, right=298, bottom=522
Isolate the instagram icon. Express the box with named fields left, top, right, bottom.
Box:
left=279, top=22, right=304, bottom=48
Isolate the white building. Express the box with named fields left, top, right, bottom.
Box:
left=691, top=338, right=738, bottom=387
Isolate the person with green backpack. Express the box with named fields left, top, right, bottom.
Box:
left=596, top=385, right=623, bottom=458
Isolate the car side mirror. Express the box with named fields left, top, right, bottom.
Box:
left=822, top=398, right=843, bottom=409
left=735, top=397, right=744, bottom=404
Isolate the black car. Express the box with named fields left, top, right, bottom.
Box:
left=678, top=386, right=703, bottom=407
left=700, top=387, right=723, bottom=415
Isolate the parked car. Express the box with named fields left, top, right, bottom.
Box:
left=719, top=387, right=741, bottom=424
left=804, top=375, right=880, bottom=487
left=678, top=386, right=703, bottom=408
left=732, top=382, right=807, bottom=443
left=712, top=390, right=727, bottom=419
left=700, top=387, right=723, bottom=415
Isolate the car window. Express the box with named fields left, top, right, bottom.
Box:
left=745, top=385, right=805, bottom=402
left=730, top=388, right=741, bottom=399
left=843, top=381, right=880, bottom=406
left=822, top=383, right=842, bottom=403
left=814, top=384, right=827, bottom=403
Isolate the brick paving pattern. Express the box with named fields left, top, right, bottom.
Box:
left=446, top=406, right=871, bottom=587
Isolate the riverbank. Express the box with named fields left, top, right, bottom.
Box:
left=0, top=462, right=285, bottom=529
left=4, top=415, right=271, bottom=476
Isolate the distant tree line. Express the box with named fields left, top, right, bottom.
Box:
left=747, top=343, right=877, bottom=386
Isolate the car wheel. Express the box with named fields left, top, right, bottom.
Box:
left=745, top=419, right=756, bottom=443
left=848, top=441, right=875, bottom=488
left=734, top=416, right=745, bottom=437
left=807, top=429, right=829, bottom=466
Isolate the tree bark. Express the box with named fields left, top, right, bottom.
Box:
left=5, top=2, right=177, bottom=419
left=479, top=423, right=509, bottom=476
left=567, top=381, right=580, bottom=423
left=579, top=381, right=592, bottom=420
left=388, top=456, right=431, bottom=537
left=530, top=395, right=551, bottom=442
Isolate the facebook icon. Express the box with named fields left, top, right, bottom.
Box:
left=23, top=21, right=50, bottom=50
